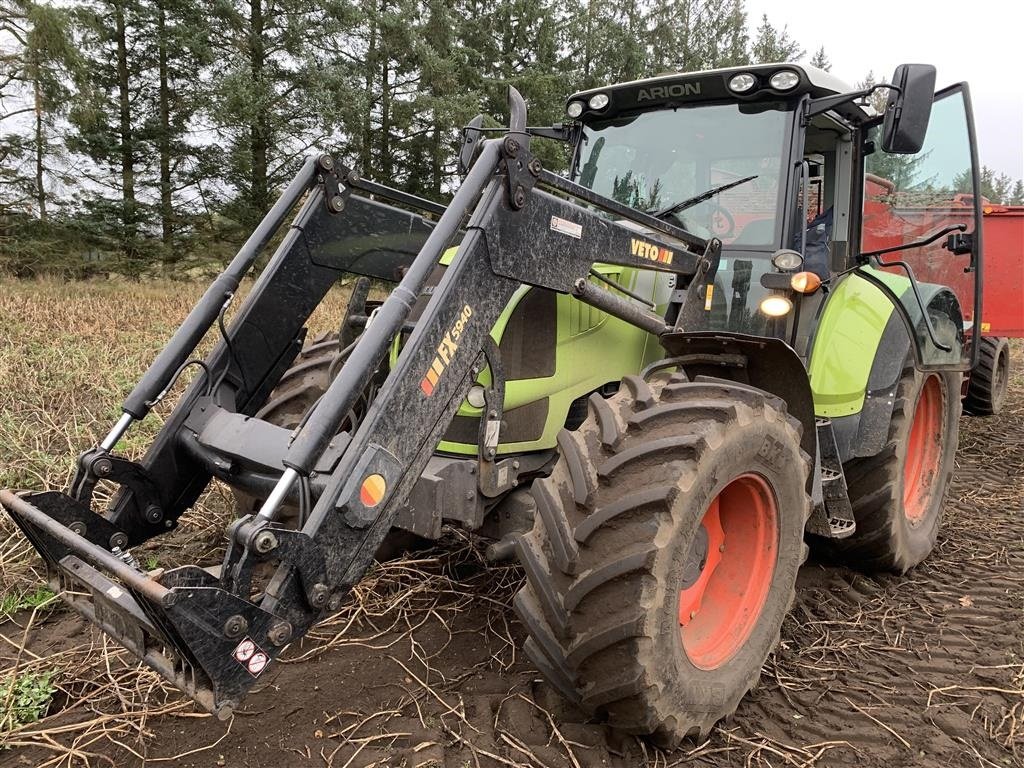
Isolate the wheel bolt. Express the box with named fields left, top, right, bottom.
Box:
left=719, top=543, right=726, bottom=552
left=690, top=610, right=697, bottom=619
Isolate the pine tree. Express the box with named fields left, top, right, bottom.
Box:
left=809, top=46, right=831, bottom=71
left=647, top=0, right=748, bottom=73
left=1010, top=180, right=1024, bottom=206
left=0, top=0, right=79, bottom=220
left=206, top=0, right=349, bottom=227
left=66, top=0, right=153, bottom=263
left=749, top=14, right=804, bottom=63
left=562, top=0, right=646, bottom=89
left=142, top=0, right=213, bottom=253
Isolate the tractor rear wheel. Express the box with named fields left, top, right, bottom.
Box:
left=514, top=373, right=810, bottom=746
left=963, top=336, right=1010, bottom=416
left=835, top=367, right=961, bottom=573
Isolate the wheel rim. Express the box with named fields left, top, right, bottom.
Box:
left=903, top=375, right=943, bottom=524
left=678, top=473, right=779, bottom=670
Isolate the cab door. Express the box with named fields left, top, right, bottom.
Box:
left=858, top=84, right=983, bottom=371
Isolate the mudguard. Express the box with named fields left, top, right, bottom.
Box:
left=657, top=332, right=817, bottom=466
left=810, top=270, right=964, bottom=462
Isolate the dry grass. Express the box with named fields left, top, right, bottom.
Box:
left=0, top=279, right=1021, bottom=767
left=0, top=278, right=361, bottom=763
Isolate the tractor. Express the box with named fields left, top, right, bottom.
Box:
left=3, top=61, right=986, bottom=745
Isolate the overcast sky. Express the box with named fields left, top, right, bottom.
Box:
left=745, top=0, right=1024, bottom=180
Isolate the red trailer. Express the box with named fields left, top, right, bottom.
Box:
left=964, top=203, right=1022, bottom=414
left=861, top=178, right=1021, bottom=415
left=978, top=204, right=1024, bottom=337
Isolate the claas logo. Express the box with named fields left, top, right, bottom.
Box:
left=631, top=238, right=674, bottom=265
left=420, top=304, right=474, bottom=396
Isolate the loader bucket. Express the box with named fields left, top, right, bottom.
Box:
left=2, top=490, right=279, bottom=718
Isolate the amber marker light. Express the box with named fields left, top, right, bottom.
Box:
left=790, top=271, right=822, bottom=294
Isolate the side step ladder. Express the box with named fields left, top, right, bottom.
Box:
left=812, top=419, right=857, bottom=539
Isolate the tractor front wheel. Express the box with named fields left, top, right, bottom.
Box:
left=514, top=373, right=810, bottom=746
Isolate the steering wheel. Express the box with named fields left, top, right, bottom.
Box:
left=709, top=205, right=735, bottom=238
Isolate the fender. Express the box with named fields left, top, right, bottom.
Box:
left=657, top=331, right=818, bottom=469
left=811, top=270, right=964, bottom=462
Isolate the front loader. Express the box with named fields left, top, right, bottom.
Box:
left=3, top=62, right=986, bottom=745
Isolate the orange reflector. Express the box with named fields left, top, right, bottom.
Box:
left=359, top=474, right=386, bottom=507
left=790, top=271, right=822, bottom=294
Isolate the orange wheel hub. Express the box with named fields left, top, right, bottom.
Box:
left=678, top=474, right=779, bottom=670
left=903, top=375, right=942, bottom=524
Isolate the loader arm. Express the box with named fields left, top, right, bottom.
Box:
left=2, top=89, right=719, bottom=717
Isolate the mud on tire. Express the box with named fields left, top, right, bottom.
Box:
left=514, top=373, right=811, bottom=746
left=834, top=366, right=961, bottom=573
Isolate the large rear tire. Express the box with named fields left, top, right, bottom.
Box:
left=835, top=366, right=961, bottom=573
left=514, top=373, right=811, bottom=746
left=963, top=336, right=1010, bottom=416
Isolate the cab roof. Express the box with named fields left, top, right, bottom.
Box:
left=568, top=63, right=872, bottom=124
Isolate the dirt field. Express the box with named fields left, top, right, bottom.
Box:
left=1, top=282, right=1021, bottom=767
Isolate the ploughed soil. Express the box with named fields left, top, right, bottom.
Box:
left=3, top=379, right=1022, bottom=768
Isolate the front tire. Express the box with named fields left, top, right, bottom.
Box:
left=514, top=373, right=811, bottom=746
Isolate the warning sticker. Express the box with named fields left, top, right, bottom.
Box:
left=232, top=637, right=271, bottom=678
left=704, top=284, right=715, bottom=311
left=550, top=216, right=582, bottom=239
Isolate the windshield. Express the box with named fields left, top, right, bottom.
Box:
left=575, top=101, right=790, bottom=248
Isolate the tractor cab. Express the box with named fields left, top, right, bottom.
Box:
left=565, top=63, right=984, bottom=373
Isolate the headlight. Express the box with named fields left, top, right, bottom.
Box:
left=588, top=93, right=609, bottom=110
left=566, top=100, right=585, bottom=119
left=728, top=73, right=757, bottom=93
left=759, top=295, right=793, bottom=317
left=771, top=249, right=804, bottom=271
left=769, top=70, right=800, bottom=91
left=467, top=385, right=487, bottom=408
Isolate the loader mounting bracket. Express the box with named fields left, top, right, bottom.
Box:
left=222, top=519, right=330, bottom=611
left=70, top=449, right=168, bottom=544
left=500, top=136, right=541, bottom=210
left=316, top=153, right=353, bottom=215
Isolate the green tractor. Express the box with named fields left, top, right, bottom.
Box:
left=3, top=61, right=983, bottom=745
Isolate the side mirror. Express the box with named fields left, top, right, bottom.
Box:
left=881, top=64, right=936, bottom=154
left=458, top=114, right=485, bottom=175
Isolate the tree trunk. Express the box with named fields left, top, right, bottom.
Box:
left=114, top=0, right=136, bottom=254
left=378, top=0, right=391, bottom=180
left=157, top=1, right=173, bottom=251
left=249, top=0, right=269, bottom=217
left=360, top=4, right=376, bottom=174
left=33, top=77, right=47, bottom=221
left=430, top=120, right=441, bottom=198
